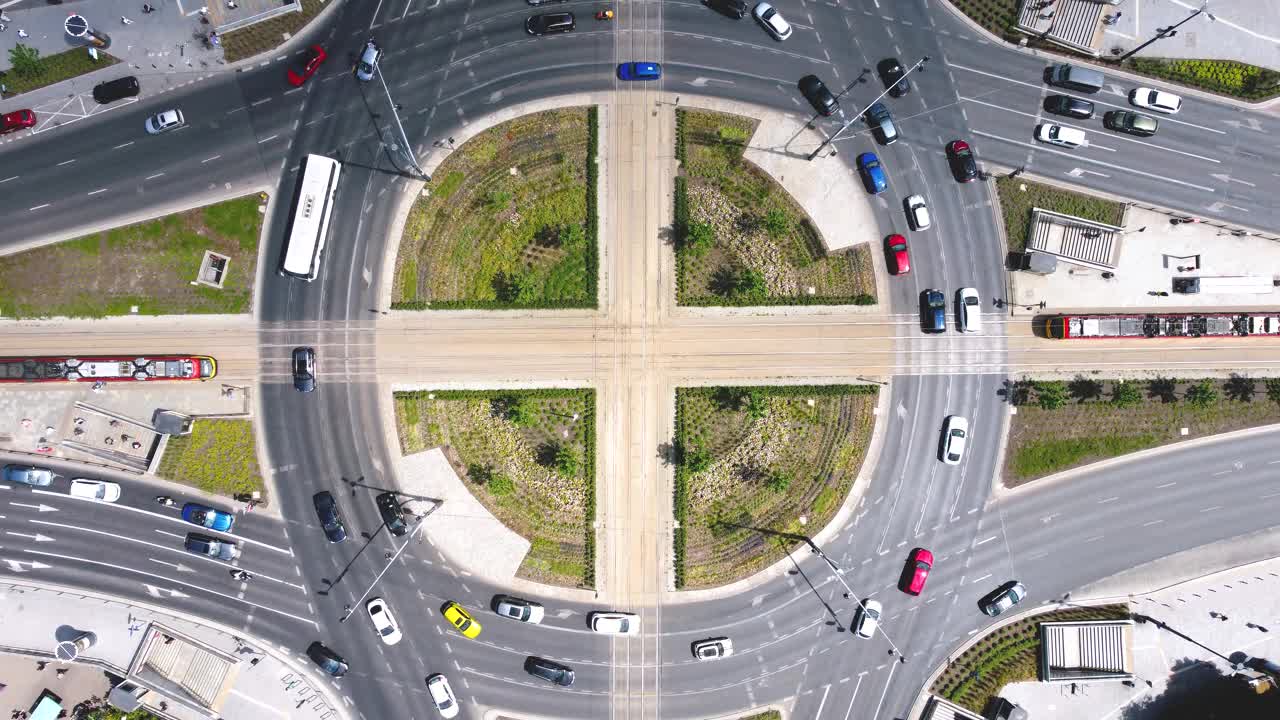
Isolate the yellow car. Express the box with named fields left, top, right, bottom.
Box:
left=442, top=601, right=482, bottom=639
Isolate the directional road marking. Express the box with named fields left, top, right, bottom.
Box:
left=9, top=502, right=58, bottom=512
left=1210, top=173, right=1257, bottom=187
left=2, top=558, right=52, bottom=572
left=143, top=584, right=190, bottom=599
left=688, top=77, right=737, bottom=88
left=149, top=559, right=196, bottom=573
left=5, top=531, right=55, bottom=542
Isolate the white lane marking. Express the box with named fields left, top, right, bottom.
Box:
left=1143, top=520, right=1164, bottom=527
left=1200, top=505, right=1223, bottom=513
left=974, top=535, right=997, bottom=547
left=22, top=549, right=317, bottom=627
left=27, top=519, right=306, bottom=590
left=30, top=489, right=293, bottom=556
left=813, top=684, right=831, bottom=719
left=1097, top=496, right=1119, bottom=504
left=968, top=130, right=1217, bottom=192
left=971, top=573, right=993, bottom=584
left=1155, top=481, right=1177, bottom=488
left=870, top=653, right=900, bottom=720
left=949, top=62, right=1229, bottom=134
left=961, top=96, right=1220, bottom=163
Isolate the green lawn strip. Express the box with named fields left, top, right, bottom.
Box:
left=221, top=0, right=331, bottom=63
left=931, top=604, right=1130, bottom=714
left=395, top=389, right=596, bottom=589
left=674, top=385, right=878, bottom=589
left=1127, top=58, right=1280, bottom=101
left=2, top=46, right=120, bottom=96
left=737, top=712, right=782, bottom=720
left=1005, top=377, right=1280, bottom=486
left=392, top=108, right=595, bottom=310
left=0, top=195, right=262, bottom=318
left=157, top=419, right=265, bottom=498
left=674, top=108, right=876, bottom=307
left=943, top=0, right=1022, bottom=41
left=995, top=177, right=1125, bottom=252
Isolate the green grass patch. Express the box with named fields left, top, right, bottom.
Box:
left=1, top=46, right=120, bottom=96
left=738, top=712, right=782, bottom=720
left=1005, top=376, right=1280, bottom=486
left=674, top=385, right=878, bottom=589
left=0, top=195, right=264, bottom=318
left=392, top=108, right=595, bottom=310
left=932, top=604, right=1130, bottom=714
left=995, top=177, right=1125, bottom=252
left=1128, top=58, right=1280, bottom=101
left=945, top=0, right=1022, bottom=41
left=220, top=0, right=332, bottom=63
left=675, top=109, right=876, bottom=306
left=394, top=389, right=597, bottom=589
left=157, top=419, right=264, bottom=498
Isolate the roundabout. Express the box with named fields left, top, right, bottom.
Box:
left=1, top=1, right=1280, bottom=720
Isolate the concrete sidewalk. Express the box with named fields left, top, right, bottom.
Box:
left=1101, top=0, right=1280, bottom=72
left=0, top=579, right=350, bottom=720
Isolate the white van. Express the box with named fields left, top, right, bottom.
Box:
left=1036, top=124, right=1086, bottom=148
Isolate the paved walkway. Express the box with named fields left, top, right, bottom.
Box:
left=1101, top=0, right=1280, bottom=71
left=0, top=578, right=349, bottom=720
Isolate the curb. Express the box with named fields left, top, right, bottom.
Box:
left=932, top=0, right=1280, bottom=110
left=0, top=575, right=353, bottom=720
left=1075, top=532, right=1280, bottom=603
left=904, top=597, right=1130, bottom=720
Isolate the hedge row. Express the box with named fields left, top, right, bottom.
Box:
left=673, top=175, right=690, bottom=300
left=585, top=106, right=600, bottom=305
left=675, top=108, right=688, bottom=165
left=392, top=298, right=595, bottom=310
left=681, top=293, right=875, bottom=307
left=1128, top=58, right=1280, bottom=101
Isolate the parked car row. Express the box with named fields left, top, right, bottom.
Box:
left=1039, top=63, right=1183, bottom=147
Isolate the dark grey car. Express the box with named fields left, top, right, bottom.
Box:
left=292, top=347, right=316, bottom=393
left=376, top=492, right=408, bottom=536
left=798, top=75, right=838, bottom=116
left=525, top=656, right=574, bottom=686
left=703, top=0, right=747, bottom=18
left=93, top=76, right=140, bottom=104
left=312, top=491, right=347, bottom=543
left=876, top=58, right=911, bottom=97
left=1104, top=110, right=1158, bottom=137
left=525, top=12, right=575, bottom=35
left=1044, top=94, right=1094, bottom=119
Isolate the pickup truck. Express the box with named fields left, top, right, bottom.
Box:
left=184, top=532, right=241, bottom=561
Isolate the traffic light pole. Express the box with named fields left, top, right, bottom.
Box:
left=806, top=56, right=929, bottom=161
left=338, top=500, right=441, bottom=622
left=373, top=54, right=430, bottom=181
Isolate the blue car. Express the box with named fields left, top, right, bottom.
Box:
left=182, top=502, right=235, bottom=533
left=617, top=62, right=662, bottom=81
left=857, top=152, right=887, bottom=194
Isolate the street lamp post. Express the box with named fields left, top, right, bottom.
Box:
left=1116, top=3, right=1214, bottom=62
left=806, top=56, right=929, bottom=161
left=372, top=54, right=430, bottom=181
left=809, top=544, right=908, bottom=661
left=339, top=500, right=442, bottom=622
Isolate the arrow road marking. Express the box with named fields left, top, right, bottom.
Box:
left=1206, top=201, right=1250, bottom=213
left=688, top=77, right=737, bottom=88
left=5, top=531, right=55, bottom=542
left=143, top=584, right=190, bottom=599
left=1210, top=173, right=1257, bottom=187
left=1068, top=167, right=1110, bottom=178
left=2, top=558, right=52, bottom=572
left=9, top=502, right=58, bottom=513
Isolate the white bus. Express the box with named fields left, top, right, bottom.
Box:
left=279, top=154, right=342, bottom=281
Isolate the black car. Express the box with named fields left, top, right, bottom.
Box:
left=876, top=58, right=911, bottom=97
left=525, top=12, right=575, bottom=35
left=1043, top=94, right=1094, bottom=119
left=307, top=641, right=349, bottom=677
left=375, top=492, right=408, bottom=537
left=798, top=75, right=838, bottom=117
left=525, top=656, right=574, bottom=686
left=1104, top=110, right=1158, bottom=137
left=526, top=0, right=567, bottom=5
left=921, top=289, right=947, bottom=333
left=292, top=346, right=316, bottom=393
left=312, top=491, right=347, bottom=543
left=703, top=0, right=747, bottom=19
left=93, top=76, right=140, bottom=104
left=945, top=140, right=979, bottom=183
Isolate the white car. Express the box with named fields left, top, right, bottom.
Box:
left=957, top=287, right=982, bottom=333
left=752, top=2, right=792, bottom=40
left=69, top=478, right=121, bottom=503
left=589, top=611, right=641, bottom=635
left=1035, top=123, right=1085, bottom=148
left=853, top=599, right=882, bottom=639
left=365, top=597, right=403, bottom=645
left=941, top=415, right=969, bottom=466
left=426, top=674, right=459, bottom=718
left=1129, top=88, right=1182, bottom=114
left=692, top=637, right=734, bottom=660
left=905, top=194, right=931, bottom=231
left=495, top=595, right=545, bottom=624
left=355, top=40, right=381, bottom=81
left=144, top=109, right=185, bottom=135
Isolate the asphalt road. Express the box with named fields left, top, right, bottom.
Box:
left=2, top=0, right=1280, bottom=719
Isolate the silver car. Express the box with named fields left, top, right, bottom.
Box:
left=854, top=599, right=882, bottom=639
left=144, top=109, right=184, bottom=134
left=356, top=40, right=381, bottom=82
left=495, top=595, right=545, bottom=624
left=981, top=581, right=1027, bottom=616
left=692, top=637, right=734, bottom=660
left=752, top=2, right=792, bottom=40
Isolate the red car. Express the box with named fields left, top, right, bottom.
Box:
left=287, top=45, right=327, bottom=87
left=1, top=109, right=36, bottom=135
left=946, top=140, right=979, bottom=183
left=886, top=234, right=910, bottom=275
left=903, top=547, right=933, bottom=595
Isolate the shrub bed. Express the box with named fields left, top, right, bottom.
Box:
left=995, top=177, right=1125, bottom=252
left=158, top=419, right=264, bottom=498
left=395, top=389, right=596, bottom=588
left=1128, top=58, right=1280, bottom=102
